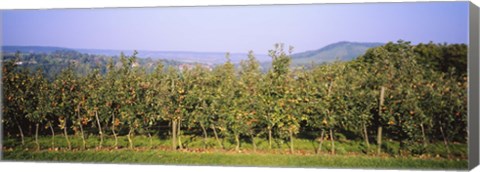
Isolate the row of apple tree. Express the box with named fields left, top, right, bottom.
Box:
left=2, top=41, right=467, bottom=156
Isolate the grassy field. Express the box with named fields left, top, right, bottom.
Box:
left=1, top=135, right=468, bottom=170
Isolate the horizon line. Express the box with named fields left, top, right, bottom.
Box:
left=1, top=40, right=470, bottom=55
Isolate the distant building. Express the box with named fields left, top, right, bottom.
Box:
left=28, top=59, right=38, bottom=64
left=131, top=62, right=140, bottom=68
left=178, top=64, right=213, bottom=71
left=178, top=64, right=195, bottom=71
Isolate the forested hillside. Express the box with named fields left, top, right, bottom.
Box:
left=1, top=50, right=193, bottom=80
left=290, top=41, right=384, bottom=66
left=3, top=45, right=271, bottom=65
left=2, top=40, right=467, bottom=160
left=4, top=41, right=386, bottom=75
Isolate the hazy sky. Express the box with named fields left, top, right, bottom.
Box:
left=2, top=2, right=469, bottom=54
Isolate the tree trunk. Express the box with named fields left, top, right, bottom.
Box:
left=377, top=126, right=382, bottom=155
left=147, top=128, right=153, bottom=149
left=49, top=123, right=55, bottom=149
left=111, top=113, right=118, bottom=148
left=289, top=128, right=294, bottom=153
left=76, top=108, right=86, bottom=150
left=420, top=123, right=427, bottom=148
left=363, top=122, right=370, bottom=149
left=316, top=130, right=325, bottom=154
left=177, top=118, right=183, bottom=150
left=200, top=123, right=208, bottom=149
left=251, top=134, right=257, bottom=152
left=63, top=121, right=71, bottom=150
left=379, top=86, right=385, bottom=106
left=172, top=119, right=177, bottom=150
left=330, top=128, right=335, bottom=154
left=78, top=124, right=86, bottom=149
left=35, top=123, right=40, bottom=151
left=326, top=82, right=335, bottom=155
left=29, top=125, right=32, bottom=136
left=211, top=124, right=223, bottom=149
left=268, top=126, right=273, bottom=149
left=95, top=111, right=103, bottom=148
left=16, top=122, right=25, bottom=146
left=439, top=126, right=451, bottom=158
left=377, top=86, right=385, bottom=155
left=127, top=127, right=134, bottom=149
left=234, top=133, right=240, bottom=151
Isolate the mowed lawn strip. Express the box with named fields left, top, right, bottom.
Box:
left=3, top=149, right=467, bottom=170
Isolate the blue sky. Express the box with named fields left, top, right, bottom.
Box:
left=1, top=2, right=469, bottom=54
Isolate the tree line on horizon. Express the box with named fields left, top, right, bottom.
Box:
left=1, top=49, right=187, bottom=81
left=2, top=40, right=467, bottom=157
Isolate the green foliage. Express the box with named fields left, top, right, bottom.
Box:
left=2, top=41, right=467, bottom=159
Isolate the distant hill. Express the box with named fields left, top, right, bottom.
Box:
left=2, top=46, right=270, bottom=65
left=75, top=49, right=271, bottom=65
left=3, top=41, right=383, bottom=72
left=290, top=41, right=384, bottom=67
left=1, top=47, right=195, bottom=80
left=2, top=46, right=74, bottom=54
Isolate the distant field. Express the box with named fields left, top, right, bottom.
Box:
left=2, top=136, right=467, bottom=170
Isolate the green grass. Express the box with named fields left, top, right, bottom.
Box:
left=2, top=135, right=467, bottom=170
left=2, top=149, right=467, bottom=170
